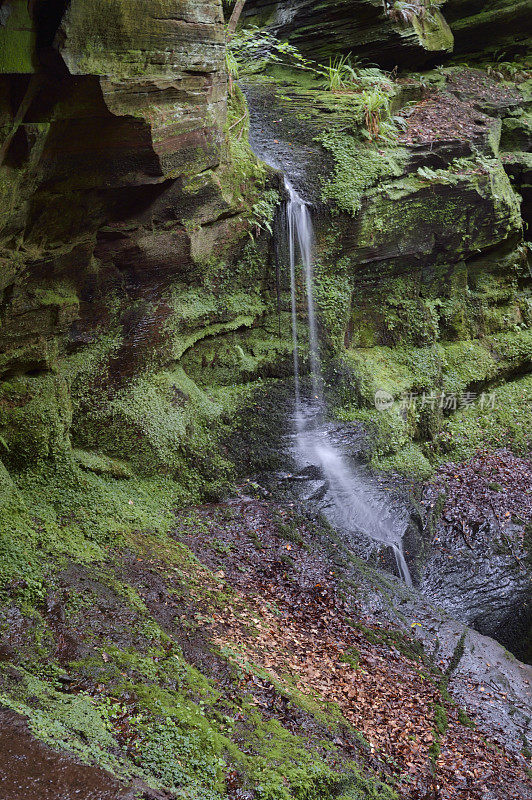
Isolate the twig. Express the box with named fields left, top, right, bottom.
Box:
left=229, top=112, right=248, bottom=131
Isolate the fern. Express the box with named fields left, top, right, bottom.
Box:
left=249, top=190, right=280, bottom=239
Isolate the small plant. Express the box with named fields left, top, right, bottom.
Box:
left=225, top=49, right=239, bottom=78
left=339, top=646, right=360, bottom=669
left=227, top=26, right=316, bottom=77
left=416, top=165, right=455, bottom=184
left=387, top=0, right=419, bottom=24
left=386, top=0, right=440, bottom=24
left=319, top=53, right=360, bottom=92
left=458, top=708, right=476, bottom=728
left=209, top=538, right=235, bottom=555
left=486, top=56, right=531, bottom=81
left=360, top=86, right=392, bottom=139
left=225, top=49, right=240, bottom=95
left=225, top=49, right=239, bottom=88
left=249, top=189, right=280, bottom=239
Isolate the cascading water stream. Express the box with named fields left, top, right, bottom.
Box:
left=283, top=179, right=412, bottom=587
left=287, top=183, right=301, bottom=408
left=285, top=178, right=321, bottom=405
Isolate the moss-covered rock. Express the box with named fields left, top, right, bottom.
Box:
left=0, top=0, right=292, bottom=507
left=0, top=373, right=72, bottom=469
left=241, top=63, right=529, bottom=478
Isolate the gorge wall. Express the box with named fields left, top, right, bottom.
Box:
left=0, top=2, right=531, bottom=799
left=0, top=1, right=530, bottom=534
left=0, top=0, right=293, bottom=568
left=0, top=0, right=530, bottom=651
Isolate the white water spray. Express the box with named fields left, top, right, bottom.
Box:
left=284, top=179, right=412, bottom=587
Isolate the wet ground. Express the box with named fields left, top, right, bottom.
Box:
left=0, top=710, right=134, bottom=800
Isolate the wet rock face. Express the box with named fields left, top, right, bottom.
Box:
left=408, top=512, right=532, bottom=661
left=0, top=709, right=135, bottom=800
left=415, top=451, right=532, bottom=662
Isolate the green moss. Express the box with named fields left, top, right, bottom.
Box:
left=352, top=157, right=522, bottom=277
left=373, top=443, right=433, bottom=480
left=501, top=110, right=532, bottom=152
left=344, top=407, right=410, bottom=459
left=0, top=668, right=125, bottom=775
left=182, top=325, right=293, bottom=388
left=60, top=0, right=143, bottom=76
left=411, top=10, right=454, bottom=52
left=428, top=701, right=449, bottom=765
left=167, top=285, right=265, bottom=359
left=343, top=243, right=526, bottom=352
left=0, top=0, right=36, bottom=73
left=73, top=449, right=134, bottom=479
left=442, top=373, right=532, bottom=462
left=339, top=647, right=360, bottom=670
left=315, top=132, right=408, bottom=215
left=314, top=265, right=353, bottom=348
left=458, top=709, right=476, bottom=729
left=351, top=622, right=426, bottom=663
left=220, top=86, right=269, bottom=209
left=449, top=1, right=531, bottom=35
left=0, top=456, right=191, bottom=590
left=433, top=703, right=448, bottom=736
left=428, top=739, right=441, bottom=761
left=336, top=326, right=532, bottom=475
left=32, top=284, right=79, bottom=311
left=71, top=354, right=269, bottom=498
left=446, top=632, right=466, bottom=677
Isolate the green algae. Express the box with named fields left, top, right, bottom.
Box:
left=411, top=10, right=453, bottom=53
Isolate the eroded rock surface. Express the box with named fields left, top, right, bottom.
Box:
left=0, top=0, right=290, bottom=512
left=0, top=709, right=138, bottom=800
left=243, top=0, right=454, bottom=68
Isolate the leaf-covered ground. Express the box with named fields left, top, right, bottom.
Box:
left=0, top=489, right=530, bottom=799
left=171, top=497, right=531, bottom=800
left=424, top=448, right=531, bottom=557
left=398, top=68, right=524, bottom=145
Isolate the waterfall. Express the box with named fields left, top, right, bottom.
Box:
left=283, top=179, right=412, bottom=587
left=285, top=179, right=321, bottom=403
left=286, top=182, right=301, bottom=408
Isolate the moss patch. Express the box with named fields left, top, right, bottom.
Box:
left=315, top=133, right=408, bottom=216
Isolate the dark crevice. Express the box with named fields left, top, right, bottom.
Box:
left=33, top=0, right=70, bottom=50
